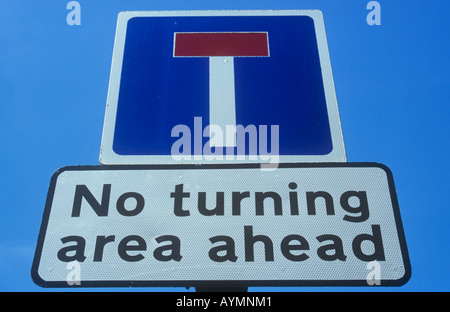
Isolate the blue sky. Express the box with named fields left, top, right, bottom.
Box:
left=0, top=1, right=449, bottom=292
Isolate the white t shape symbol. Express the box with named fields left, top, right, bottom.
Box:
left=174, top=32, right=270, bottom=147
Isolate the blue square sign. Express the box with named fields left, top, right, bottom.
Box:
left=100, top=10, right=346, bottom=165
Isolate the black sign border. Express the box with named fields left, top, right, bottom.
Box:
left=31, top=162, right=411, bottom=288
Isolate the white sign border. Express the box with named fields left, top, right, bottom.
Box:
left=99, top=10, right=346, bottom=165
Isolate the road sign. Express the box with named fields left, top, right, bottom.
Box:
left=32, top=163, right=410, bottom=288
left=99, top=10, right=346, bottom=165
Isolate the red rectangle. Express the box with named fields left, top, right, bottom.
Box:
left=174, top=32, right=269, bottom=57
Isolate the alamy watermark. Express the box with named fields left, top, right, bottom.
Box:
left=366, top=260, right=381, bottom=285
left=66, top=260, right=81, bottom=285
left=66, top=1, right=81, bottom=26
left=366, top=1, right=381, bottom=26
left=65, top=254, right=382, bottom=286
left=171, top=117, right=280, bottom=169
left=65, top=3, right=380, bottom=28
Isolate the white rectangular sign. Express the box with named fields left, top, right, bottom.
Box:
left=32, top=163, right=410, bottom=288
